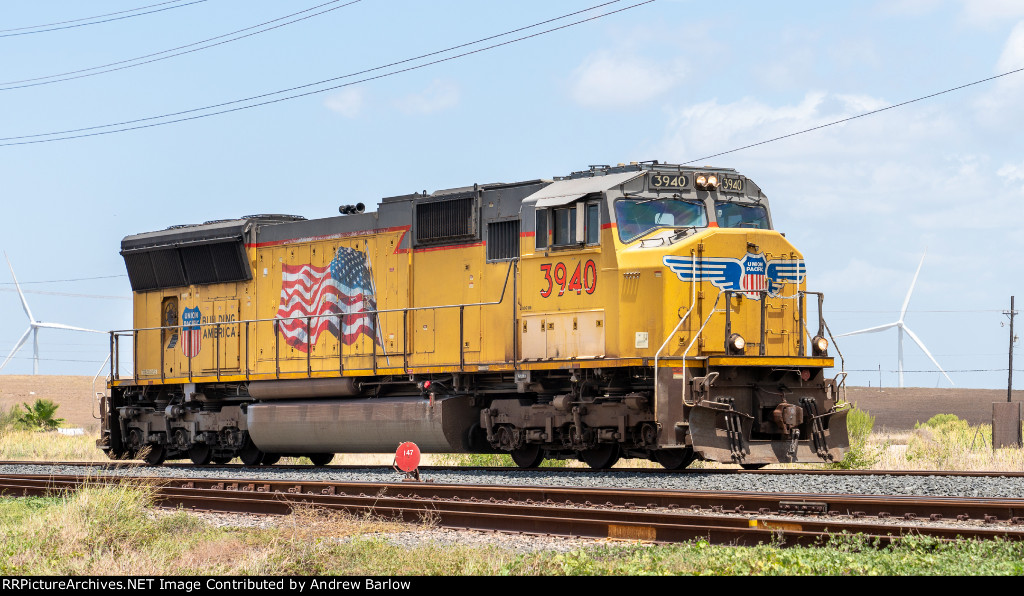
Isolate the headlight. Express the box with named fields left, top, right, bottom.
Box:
left=728, top=333, right=746, bottom=354
left=695, top=173, right=719, bottom=190
left=812, top=335, right=828, bottom=356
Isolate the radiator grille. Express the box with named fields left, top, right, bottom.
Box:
left=415, top=196, right=477, bottom=245
left=486, top=220, right=520, bottom=261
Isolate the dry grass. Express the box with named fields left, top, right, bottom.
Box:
left=0, top=429, right=107, bottom=462
left=0, top=477, right=430, bottom=575
left=869, top=425, right=1024, bottom=472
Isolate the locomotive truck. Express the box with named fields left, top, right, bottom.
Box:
left=99, top=162, right=850, bottom=468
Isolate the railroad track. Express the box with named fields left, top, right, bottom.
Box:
left=3, top=460, right=1024, bottom=478
left=2, top=473, right=1023, bottom=547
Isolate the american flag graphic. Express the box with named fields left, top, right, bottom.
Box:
left=181, top=307, right=202, bottom=358
left=276, top=247, right=379, bottom=352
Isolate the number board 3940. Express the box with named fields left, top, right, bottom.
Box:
left=648, top=173, right=690, bottom=190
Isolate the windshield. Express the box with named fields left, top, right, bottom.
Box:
left=715, top=201, right=770, bottom=229
left=614, top=198, right=707, bottom=243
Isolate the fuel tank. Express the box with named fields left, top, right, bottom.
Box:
left=246, top=395, right=479, bottom=453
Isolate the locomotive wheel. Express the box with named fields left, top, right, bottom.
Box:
left=188, top=444, right=213, bottom=465
left=239, top=437, right=265, bottom=467
left=261, top=453, right=281, bottom=466
left=654, top=448, right=696, bottom=470
left=510, top=444, right=544, bottom=468
left=308, top=453, right=334, bottom=467
left=581, top=443, right=620, bottom=470
left=142, top=445, right=166, bottom=466
left=740, top=463, right=768, bottom=470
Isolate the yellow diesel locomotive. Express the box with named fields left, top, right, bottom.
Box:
left=99, top=162, right=849, bottom=468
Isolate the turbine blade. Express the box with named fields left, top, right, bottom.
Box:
left=899, top=252, right=926, bottom=321
left=0, top=327, right=32, bottom=371
left=834, top=322, right=898, bottom=338
left=902, top=325, right=955, bottom=386
left=34, top=322, right=104, bottom=334
left=4, top=253, right=34, bottom=323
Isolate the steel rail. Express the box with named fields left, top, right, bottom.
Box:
left=3, top=460, right=1024, bottom=478
left=1, top=474, right=1023, bottom=532
left=1, top=474, right=1022, bottom=547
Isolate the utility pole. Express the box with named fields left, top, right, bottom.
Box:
left=994, top=296, right=1021, bottom=449
left=1008, top=296, right=1018, bottom=403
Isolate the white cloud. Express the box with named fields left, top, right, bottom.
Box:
left=998, top=161, right=1024, bottom=186
left=876, top=0, right=944, bottom=17
left=996, top=21, right=1024, bottom=71
left=568, top=51, right=686, bottom=109
left=974, top=21, right=1024, bottom=125
left=324, top=88, right=365, bottom=118
left=960, top=0, right=1024, bottom=25
left=394, top=79, right=460, bottom=115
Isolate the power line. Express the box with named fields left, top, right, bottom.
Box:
left=0, top=0, right=212, bottom=38
left=0, top=0, right=363, bottom=91
left=0, top=288, right=130, bottom=300
left=0, top=274, right=126, bottom=285
left=846, top=368, right=1018, bottom=373
left=829, top=309, right=1005, bottom=314
left=681, top=66, right=1024, bottom=165
left=0, top=0, right=653, bottom=146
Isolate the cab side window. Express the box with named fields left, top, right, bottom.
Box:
left=536, top=199, right=601, bottom=249
left=585, top=202, right=600, bottom=245
left=553, top=206, right=576, bottom=246
left=535, top=210, right=549, bottom=249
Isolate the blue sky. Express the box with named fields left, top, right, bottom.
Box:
left=0, top=0, right=1021, bottom=389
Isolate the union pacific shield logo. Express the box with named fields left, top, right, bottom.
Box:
left=181, top=307, right=202, bottom=358
left=663, top=252, right=805, bottom=300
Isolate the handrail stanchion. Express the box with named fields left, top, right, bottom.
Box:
left=109, top=332, right=116, bottom=381
left=724, top=291, right=733, bottom=353
left=274, top=319, right=280, bottom=379
left=245, top=321, right=250, bottom=380
left=338, top=313, right=344, bottom=375
left=216, top=322, right=221, bottom=382
left=306, top=316, right=312, bottom=378
left=512, top=259, right=518, bottom=370
left=132, top=330, right=138, bottom=381
left=760, top=290, right=768, bottom=356
left=798, top=291, right=806, bottom=357
left=459, top=305, right=465, bottom=370
left=160, top=327, right=165, bottom=383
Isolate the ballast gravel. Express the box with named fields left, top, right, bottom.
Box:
left=4, top=463, right=1024, bottom=499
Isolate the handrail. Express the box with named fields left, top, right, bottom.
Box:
left=680, top=290, right=726, bottom=406
left=653, top=249, right=697, bottom=413
left=109, top=259, right=518, bottom=381
left=107, top=259, right=517, bottom=334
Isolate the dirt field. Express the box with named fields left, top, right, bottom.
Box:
left=843, top=386, right=1024, bottom=430
left=1, top=375, right=1022, bottom=433
left=0, top=376, right=101, bottom=431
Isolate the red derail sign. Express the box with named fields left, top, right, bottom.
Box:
left=395, top=442, right=421, bottom=473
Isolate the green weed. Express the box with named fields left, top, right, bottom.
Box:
left=12, top=399, right=64, bottom=431
left=830, top=405, right=878, bottom=469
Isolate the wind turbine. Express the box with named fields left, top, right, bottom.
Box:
left=1, top=253, right=104, bottom=375
left=836, top=253, right=953, bottom=388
